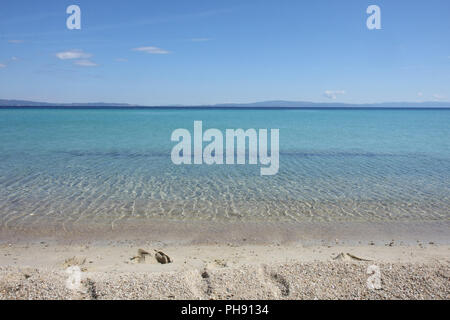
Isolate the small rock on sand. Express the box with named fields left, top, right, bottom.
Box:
left=130, top=249, right=172, bottom=264
left=63, top=257, right=87, bottom=269
left=333, top=252, right=372, bottom=262
left=130, top=249, right=152, bottom=264
left=154, top=250, right=172, bottom=264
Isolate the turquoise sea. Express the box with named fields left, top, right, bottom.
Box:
left=0, top=108, right=449, bottom=235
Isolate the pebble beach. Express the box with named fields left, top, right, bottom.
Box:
left=1, top=242, right=448, bottom=300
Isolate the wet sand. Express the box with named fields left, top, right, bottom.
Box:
left=1, top=219, right=449, bottom=246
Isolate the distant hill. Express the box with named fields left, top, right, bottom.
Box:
left=214, top=100, right=450, bottom=108
left=0, top=99, right=135, bottom=107
left=1, top=99, right=450, bottom=108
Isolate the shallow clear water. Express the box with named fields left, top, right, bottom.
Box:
left=0, top=108, right=449, bottom=230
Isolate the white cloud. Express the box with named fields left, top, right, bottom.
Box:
left=324, top=90, right=346, bottom=100
left=132, top=46, right=170, bottom=54
left=189, top=38, right=212, bottom=42
left=0, top=64, right=6, bottom=68
left=433, top=94, right=446, bottom=101
left=74, top=59, right=98, bottom=67
left=8, top=40, right=23, bottom=44
left=56, top=49, right=92, bottom=60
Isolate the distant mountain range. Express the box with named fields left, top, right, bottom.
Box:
left=1, top=99, right=450, bottom=108
left=214, top=100, right=450, bottom=108
left=0, top=99, right=135, bottom=107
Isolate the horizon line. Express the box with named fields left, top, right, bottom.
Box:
left=1, top=98, right=450, bottom=108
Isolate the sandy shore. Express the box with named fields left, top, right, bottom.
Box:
left=0, top=242, right=448, bottom=300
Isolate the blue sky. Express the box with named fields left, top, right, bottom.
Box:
left=0, top=0, right=449, bottom=105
